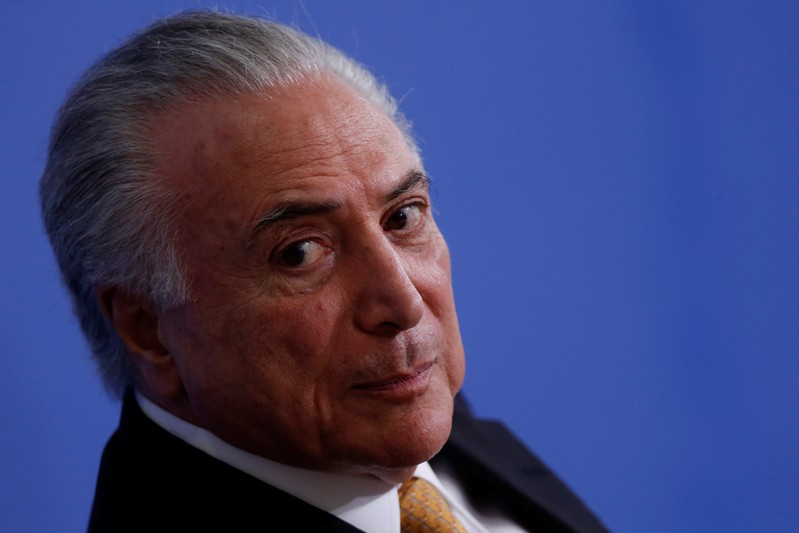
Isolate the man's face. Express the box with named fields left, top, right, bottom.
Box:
left=150, top=75, right=465, bottom=481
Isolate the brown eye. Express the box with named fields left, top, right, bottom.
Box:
left=278, top=240, right=324, bottom=268
left=384, top=204, right=422, bottom=231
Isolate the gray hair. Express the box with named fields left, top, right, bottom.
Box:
left=40, top=10, right=417, bottom=398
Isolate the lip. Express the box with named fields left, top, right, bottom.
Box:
left=351, top=361, right=434, bottom=399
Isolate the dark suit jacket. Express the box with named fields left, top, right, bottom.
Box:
left=87, top=392, right=607, bottom=532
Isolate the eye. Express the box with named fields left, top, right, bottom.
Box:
left=384, top=204, right=423, bottom=231
left=277, top=239, right=326, bottom=268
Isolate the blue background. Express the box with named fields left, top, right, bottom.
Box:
left=2, top=1, right=797, bottom=531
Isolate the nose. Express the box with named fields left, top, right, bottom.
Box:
left=351, top=237, right=424, bottom=335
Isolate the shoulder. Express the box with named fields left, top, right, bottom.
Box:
left=435, top=394, right=609, bottom=533
left=87, top=392, right=361, bottom=533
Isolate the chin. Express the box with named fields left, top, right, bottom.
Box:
left=366, top=400, right=454, bottom=471
left=325, top=379, right=458, bottom=478
left=341, top=430, right=450, bottom=484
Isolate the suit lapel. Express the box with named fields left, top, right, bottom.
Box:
left=438, top=394, right=608, bottom=533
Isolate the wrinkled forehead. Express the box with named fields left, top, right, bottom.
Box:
left=147, top=75, right=420, bottom=198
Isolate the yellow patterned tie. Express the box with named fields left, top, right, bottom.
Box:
left=398, top=476, right=467, bottom=533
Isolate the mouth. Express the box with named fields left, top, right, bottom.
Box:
left=351, top=361, right=434, bottom=397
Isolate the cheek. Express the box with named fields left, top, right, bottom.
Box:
left=181, top=300, right=341, bottom=423
left=223, top=292, right=351, bottom=382
left=422, top=239, right=465, bottom=389
left=411, top=239, right=456, bottom=311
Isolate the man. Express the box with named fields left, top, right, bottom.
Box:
left=41, top=10, right=607, bottom=532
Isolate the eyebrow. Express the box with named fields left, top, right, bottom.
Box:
left=385, top=169, right=430, bottom=201
left=248, top=168, right=429, bottom=248
left=248, top=201, right=340, bottom=250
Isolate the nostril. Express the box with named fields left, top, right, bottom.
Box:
left=381, top=321, right=400, bottom=329
left=374, top=321, right=403, bottom=336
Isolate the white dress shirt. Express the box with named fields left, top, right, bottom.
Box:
left=137, top=392, right=525, bottom=532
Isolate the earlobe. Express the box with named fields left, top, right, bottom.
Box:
left=96, top=286, right=184, bottom=399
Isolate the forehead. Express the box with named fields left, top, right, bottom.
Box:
left=149, top=75, right=418, bottom=205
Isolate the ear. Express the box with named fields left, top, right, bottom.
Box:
left=96, top=286, right=184, bottom=400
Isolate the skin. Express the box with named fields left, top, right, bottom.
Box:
left=103, top=74, right=465, bottom=483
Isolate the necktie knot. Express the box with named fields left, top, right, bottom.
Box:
left=398, top=476, right=467, bottom=533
